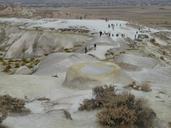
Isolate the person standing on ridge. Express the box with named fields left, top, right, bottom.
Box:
left=94, top=44, right=97, bottom=50
left=108, top=24, right=110, bottom=28
left=99, top=31, right=102, bottom=37
left=85, top=47, right=88, bottom=53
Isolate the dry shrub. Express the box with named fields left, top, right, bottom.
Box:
left=160, top=56, right=165, bottom=60
left=2, top=61, right=7, bottom=66
left=141, top=83, right=152, bottom=92
left=3, top=65, right=11, bottom=72
left=150, top=38, right=156, bottom=43
left=168, top=122, right=171, bottom=128
left=98, top=106, right=136, bottom=127
left=22, top=58, right=29, bottom=63
left=135, top=106, right=156, bottom=128
left=79, top=99, right=103, bottom=111
left=79, top=86, right=117, bottom=110
left=128, top=81, right=152, bottom=92
left=80, top=86, right=135, bottom=111
left=0, top=111, right=7, bottom=124
left=14, top=63, right=20, bottom=68
left=79, top=86, right=156, bottom=128
left=0, top=124, right=7, bottom=128
left=0, top=95, right=30, bottom=125
left=0, top=95, right=30, bottom=113
left=27, top=64, right=33, bottom=69
left=150, top=38, right=161, bottom=47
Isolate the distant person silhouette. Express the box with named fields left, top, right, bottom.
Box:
left=99, top=31, right=102, bottom=37
left=94, top=44, right=97, bottom=49
left=108, top=24, right=111, bottom=28
left=109, top=33, right=111, bottom=37
left=85, top=47, right=88, bottom=53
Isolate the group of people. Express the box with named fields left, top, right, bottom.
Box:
left=108, top=23, right=122, bottom=30
left=99, top=31, right=112, bottom=37
left=99, top=31, right=125, bottom=38
left=84, top=20, right=125, bottom=54
left=98, top=21, right=124, bottom=38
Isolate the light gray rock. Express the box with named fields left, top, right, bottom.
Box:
left=15, top=66, right=32, bottom=75
left=34, top=53, right=97, bottom=76
left=5, top=31, right=91, bottom=59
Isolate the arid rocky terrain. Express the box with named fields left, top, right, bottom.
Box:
left=0, top=5, right=170, bottom=28
left=0, top=2, right=171, bottom=128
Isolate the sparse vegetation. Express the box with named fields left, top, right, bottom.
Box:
left=27, top=64, right=33, bottom=69
left=98, top=106, right=136, bottom=128
left=160, top=56, right=165, bottom=60
left=3, top=65, right=11, bottom=73
left=14, top=63, right=20, bottom=68
left=0, top=95, right=29, bottom=113
left=168, top=122, right=171, bottom=128
left=150, top=38, right=156, bottom=43
left=0, top=95, right=30, bottom=126
left=0, top=111, right=7, bottom=124
left=0, top=124, right=7, bottom=128
left=150, top=38, right=161, bottom=46
left=2, top=61, right=7, bottom=66
left=79, top=86, right=156, bottom=128
left=127, top=81, right=152, bottom=92
left=0, top=57, right=40, bottom=74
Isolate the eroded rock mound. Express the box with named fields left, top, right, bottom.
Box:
left=4, top=31, right=91, bottom=59
left=34, top=53, right=97, bottom=75
left=63, top=62, right=121, bottom=89
left=15, top=66, right=32, bottom=75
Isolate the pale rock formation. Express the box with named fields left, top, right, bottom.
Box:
left=15, top=66, right=32, bottom=75
left=63, top=62, right=122, bottom=89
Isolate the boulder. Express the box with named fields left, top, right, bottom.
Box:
left=63, top=62, right=122, bottom=89
left=15, top=66, right=32, bottom=75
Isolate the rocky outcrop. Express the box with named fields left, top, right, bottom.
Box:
left=63, top=62, right=121, bottom=89
left=34, top=53, right=97, bottom=76
left=15, top=66, right=32, bottom=75
left=4, top=31, right=91, bottom=59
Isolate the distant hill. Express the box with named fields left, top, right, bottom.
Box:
left=0, top=0, right=171, bottom=7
